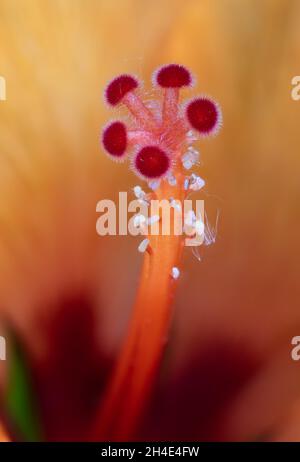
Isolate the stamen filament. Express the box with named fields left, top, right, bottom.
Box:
left=91, top=166, right=186, bottom=441
left=127, top=130, right=153, bottom=145
left=123, top=93, right=159, bottom=132
left=162, top=88, right=179, bottom=123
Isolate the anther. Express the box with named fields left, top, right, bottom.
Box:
left=189, top=174, right=205, bottom=191
left=181, top=149, right=199, bottom=170
left=133, top=214, right=147, bottom=228
left=138, top=238, right=150, bottom=253
left=148, top=179, right=161, bottom=191
left=171, top=267, right=180, bottom=279
left=147, top=215, right=160, bottom=226
left=133, top=185, right=146, bottom=199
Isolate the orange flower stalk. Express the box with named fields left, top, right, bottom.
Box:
left=93, top=64, right=222, bottom=440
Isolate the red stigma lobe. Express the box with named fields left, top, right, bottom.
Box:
left=105, top=75, right=139, bottom=106
left=186, top=97, right=220, bottom=135
left=155, top=64, right=192, bottom=88
left=134, top=146, right=170, bottom=179
left=102, top=121, right=127, bottom=157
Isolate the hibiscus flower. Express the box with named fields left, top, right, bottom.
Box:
left=0, top=0, right=300, bottom=442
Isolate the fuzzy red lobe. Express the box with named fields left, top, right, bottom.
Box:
left=155, top=64, right=192, bottom=88
left=102, top=121, right=127, bottom=157
left=186, top=98, right=218, bottom=134
left=105, top=75, right=138, bottom=106
left=135, top=146, right=170, bottom=179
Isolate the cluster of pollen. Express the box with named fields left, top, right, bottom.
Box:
left=101, top=64, right=222, bottom=183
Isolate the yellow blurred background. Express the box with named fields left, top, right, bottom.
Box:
left=0, top=0, right=300, bottom=441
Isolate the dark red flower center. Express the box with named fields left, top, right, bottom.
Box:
left=186, top=98, right=219, bottom=134
left=105, top=75, right=138, bottom=106
left=135, top=146, right=170, bottom=179
left=102, top=121, right=127, bottom=157
left=155, top=64, right=192, bottom=88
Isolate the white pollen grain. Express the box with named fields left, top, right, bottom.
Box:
left=171, top=267, right=180, bottom=279
left=138, top=238, right=150, bottom=253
